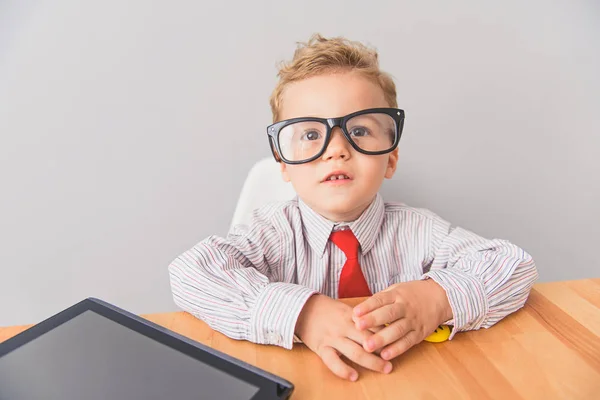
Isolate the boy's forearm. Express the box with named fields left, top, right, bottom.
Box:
left=422, top=278, right=453, bottom=323
left=171, top=250, right=314, bottom=349
left=427, top=224, right=538, bottom=336
left=167, top=213, right=290, bottom=345
left=426, top=253, right=537, bottom=337
left=170, top=250, right=315, bottom=349
left=251, top=283, right=316, bottom=349
left=167, top=239, right=293, bottom=346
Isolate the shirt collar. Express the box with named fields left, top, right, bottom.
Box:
left=298, top=193, right=385, bottom=257
left=298, top=199, right=335, bottom=257
left=348, top=193, right=385, bottom=254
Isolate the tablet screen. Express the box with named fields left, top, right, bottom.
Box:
left=0, top=310, right=260, bottom=400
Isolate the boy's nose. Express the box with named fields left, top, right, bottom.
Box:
left=322, top=128, right=351, bottom=161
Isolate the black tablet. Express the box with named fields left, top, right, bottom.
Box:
left=0, top=298, right=294, bottom=400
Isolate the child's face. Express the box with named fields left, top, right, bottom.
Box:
left=279, top=71, right=399, bottom=222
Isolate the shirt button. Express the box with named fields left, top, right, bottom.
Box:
left=267, top=332, right=282, bottom=344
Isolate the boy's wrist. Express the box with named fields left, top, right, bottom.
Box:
left=423, top=278, right=453, bottom=323
left=423, top=269, right=488, bottom=335
left=294, top=293, right=320, bottom=339
left=251, top=283, right=316, bottom=349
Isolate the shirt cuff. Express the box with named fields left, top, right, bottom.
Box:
left=423, top=269, right=488, bottom=339
left=250, top=282, right=316, bottom=349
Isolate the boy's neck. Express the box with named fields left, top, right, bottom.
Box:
left=306, top=196, right=377, bottom=224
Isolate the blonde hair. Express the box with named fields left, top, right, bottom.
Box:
left=269, top=34, right=397, bottom=123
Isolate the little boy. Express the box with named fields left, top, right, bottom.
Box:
left=168, top=34, right=538, bottom=381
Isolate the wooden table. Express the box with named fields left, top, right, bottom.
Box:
left=2, top=279, right=600, bottom=399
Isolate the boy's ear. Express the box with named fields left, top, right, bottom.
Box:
left=280, top=162, right=291, bottom=182
left=385, top=148, right=399, bottom=179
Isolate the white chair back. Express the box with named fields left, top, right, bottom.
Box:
left=230, top=157, right=296, bottom=230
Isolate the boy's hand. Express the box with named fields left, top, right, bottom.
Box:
left=352, top=280, right=453, bottom=361
left=295, top=294, right=393, bottom=381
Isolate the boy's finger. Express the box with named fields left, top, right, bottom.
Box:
left=380, top=330, right=421, bottom=361
left=319, top=346, right=359, bottom=381
left=352, top=291, right=394, bottom=317
left=346, top=324, right=374, bottom=346
left=345, top=325, right=384, bottom=355
left=355, top=303, right=405, bottom=330
left=352, top=314, right=386, bottom=331
left=363, top=318, right=412, bottom=352
left=368, top=325, right=385, bottom=333
left=336, top=338, right=393, bottom=375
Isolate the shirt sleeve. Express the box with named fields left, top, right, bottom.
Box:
left=421, top=213, right=539, bottom=339
left=168, top=206, right=316, bottom=349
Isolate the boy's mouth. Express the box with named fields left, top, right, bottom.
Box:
left=321, top=171, right=353, bottom=183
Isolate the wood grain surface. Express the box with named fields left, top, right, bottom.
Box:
left=2, top=279, right=599, bottom=399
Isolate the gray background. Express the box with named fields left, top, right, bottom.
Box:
left=1, top=0, right=598, bottom=326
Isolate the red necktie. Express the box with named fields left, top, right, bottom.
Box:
left=330, top=229, right=372, bottom=298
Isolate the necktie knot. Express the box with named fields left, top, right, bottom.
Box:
left=329, top=228, right=371, bottom=298
left=329, top=229, right=359, bottom=259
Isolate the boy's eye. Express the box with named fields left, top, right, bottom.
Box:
left=300, top=131, right=321, bottom=141
left=349, top=126, right=370, bottom=137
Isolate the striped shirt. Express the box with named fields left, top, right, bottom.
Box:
left=168, top=193, right=538, bottom=350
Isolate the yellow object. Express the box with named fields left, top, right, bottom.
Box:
left=424, top=325, right=451, bottom=343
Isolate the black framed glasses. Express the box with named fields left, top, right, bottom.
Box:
left=266, top=108, right=405, bottom=164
